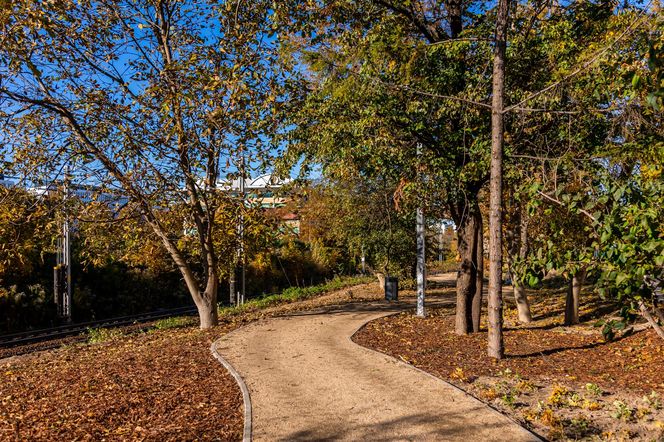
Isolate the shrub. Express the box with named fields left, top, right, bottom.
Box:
left=643, top=391, right=661, bottom=410
left=547, top=384, right=571, bottom=407
left=220, top=275, right=373, bottom=315
left=87, top=327, right=123, bottom=344
left=611, top=401, right=634, bottom=421
left=584, top=383, right=603, bottom=397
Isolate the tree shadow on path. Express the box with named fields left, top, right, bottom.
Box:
left=271, top=408, right=537, bottom=441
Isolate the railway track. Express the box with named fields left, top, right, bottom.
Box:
left=0, top=306, right=198, bottom=349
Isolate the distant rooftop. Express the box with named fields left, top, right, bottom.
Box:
left=223, top=174, right=291, bottom=191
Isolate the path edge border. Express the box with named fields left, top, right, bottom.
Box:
left=211, top=336, right=252, bottom=442
left=348, top=310, right=545, bottom=442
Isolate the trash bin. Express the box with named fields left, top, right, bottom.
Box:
left=385, top=276, right=398, bottom=301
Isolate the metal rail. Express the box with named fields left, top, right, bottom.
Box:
left=0, top=306, right=198, bottom=349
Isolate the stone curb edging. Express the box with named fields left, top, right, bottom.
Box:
left=210, top=335, right=252, bottom=442
left=348, top=310, right=546, bottom=442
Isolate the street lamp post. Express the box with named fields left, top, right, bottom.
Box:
left=232, top=153, right=246, bottom=306
left=239, top=156, right=246, bottom=305
left=416, top=143, right=426, bottom=318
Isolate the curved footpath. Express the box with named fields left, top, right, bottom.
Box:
left=212, top=300, right=540, bottom=441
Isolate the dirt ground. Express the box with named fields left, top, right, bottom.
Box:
left=353, top=280, right=664, bottom=441
left=0, top=325, right=243, bottom=441
left=6, top=277, right=661, bottom=441
left=0, top=282, right=384, bottom=442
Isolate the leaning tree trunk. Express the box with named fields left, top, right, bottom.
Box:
left=146, top=217, right=220, bottom=329
left=453, top=201, right=482, bottom=334
left=513, top=283, right=532, bottom=323
left=487, top=0, right=510, bottom=359
left=564, top=269, right=585, bottom=326
left=639, top=301, right=664, bottom=340
left=655, top=305, right=664, bottom=324
left=196, top=270, right=219, bottom=329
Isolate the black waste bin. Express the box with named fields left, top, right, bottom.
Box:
left=385, top=276, right=398, bottom=301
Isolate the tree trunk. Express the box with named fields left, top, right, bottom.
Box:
left=471, top=215, right=484, bottom=332
left=487, top=0, right=510, bottom=359
left=513, top=283, right=532, bottom=323
left=564, top=269, right=585, bottom=325
left=197, top=298, right=219, bottom=329
left=454, top=214, right=475, bottom=335
left=453, top=201, right=482, bottom=334
left=194, top=269, right=219, bottom=329
left=655, top=305, right=664, bottom=324
left=511, top=208, right=532, bottom=323
left=146, top=216, right=220, bottom=329
left=640, top=301, right=664, bottom=340
left=564, top=278, right=575, bottom=325
left=376, top=272, right=386, bottom=289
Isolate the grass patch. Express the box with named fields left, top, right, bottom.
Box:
left=151, top=316, right=195, bottom=331
left=87, top=327, right=123, bottom=344
left=219, top=275, right=374, bottom=316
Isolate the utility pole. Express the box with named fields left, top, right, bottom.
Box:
left=230, top=153, right=248, bottom=307
left=229, top=268, right=236, bottom=306
left=55, top=165, right=72, bottom=323
left=416, top=142, right=426, bottom=318
left=236, top=153, right=246, bottom=306
left=64, top=202, right=72, bottom=322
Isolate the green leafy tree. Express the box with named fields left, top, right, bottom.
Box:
left=511, top=3, right=662, bottom=336
left=0, top=187, right=56, bottom=279
left=0, top=0, right=292, bottom=328
left=0, top=187, right=58, bottom=332
left=281, top=0, right=496, bottom=334
left=559, top=168, right=664, bottom=338
left=298, top=177, right=416, bottom=279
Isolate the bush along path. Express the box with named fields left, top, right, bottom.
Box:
left=212, top=297, right=540, bottom=441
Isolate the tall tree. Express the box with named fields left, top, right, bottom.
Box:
left=297, top=177, right=417, bottom=279
left=510, top=1, right=662, bottom=336
left=0, top=0, right=290, bottom=328
left=487, top=0, right=510, bottom=359
left=282, top=0, right=492, bottom=334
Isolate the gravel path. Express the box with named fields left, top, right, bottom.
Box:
left=213, top=296, right=539, bottom=441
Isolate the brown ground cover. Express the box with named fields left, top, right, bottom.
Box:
left=0, top=325, right=243, bottom=441
left=354, top=285, right=664, bottom=440
left=0, top=282, right=383, bottom=442
left=354, top=307, right=664, bottom=394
